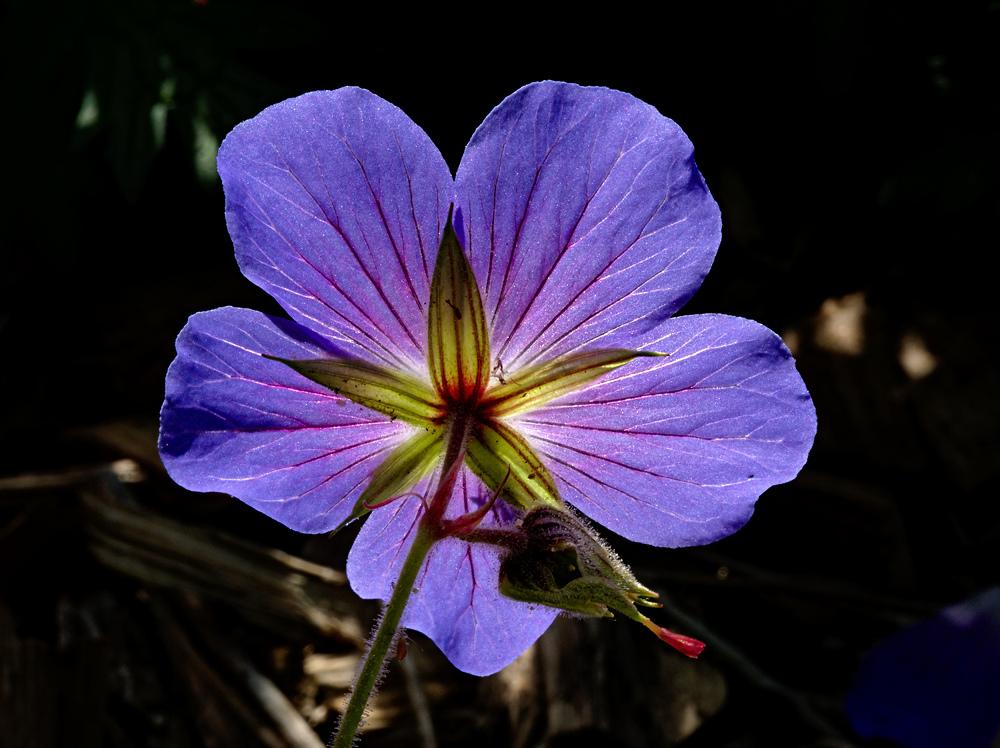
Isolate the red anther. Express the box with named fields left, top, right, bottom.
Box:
left=655, top=627, right=706, bottom=658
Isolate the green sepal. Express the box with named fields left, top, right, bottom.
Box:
left=358, top=428, right=445, bottom=510
left=481, top=349, right=664, bottom=417
left=266, top=356, right=441, bottom=427
left=335, top=427, right=445, bottom=532
left=427, top=210, right=490, bottom=404
left=465, top=420, right=562, bottom=512
left=500, top=574, right=633, bottom=620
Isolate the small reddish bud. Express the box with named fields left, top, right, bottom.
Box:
left=640, top=617, right=705, bottom=657
left=654, top=627, right=705, bottom=658
left=395, top=636, right=408, bottom=661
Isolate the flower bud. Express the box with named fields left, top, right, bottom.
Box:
left=496, top=507, right=704, bottom=657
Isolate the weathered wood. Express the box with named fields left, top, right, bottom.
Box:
left=81, top=478, right=366, bottom=646
left=398, top=650, right=437, bottom=748
left=150, top=598, right=289, bottom=748
left=0, top=605, right=58, bottom=748
left=184, top=603, right=326, bottom=748
left=0, top=459, right=142, bottom=495
left=483, top=616, right=726, bottom=747
left=0, top=602, right=114, bottom=748
left=78, top=420, right=164, bottom=476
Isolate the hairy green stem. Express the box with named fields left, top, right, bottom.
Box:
left=330, top=522, right=434, bottom=748
left=330, top=412, right=471, bottom=747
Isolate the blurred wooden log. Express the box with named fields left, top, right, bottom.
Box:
left=58, top=635, right=112, bottom=748
left=81, top=477, right=365, bottom=647
left=399, top=650, right=437, bottom=748
left=77, top=420, right=164, bottom=475
left=0, top=603, right=111, bottom=748
left=545, top=617, right=725, bottom=746
left=309, top=654, right=408, bottom=734
left=0, top=459, right=143, bottom=495
left=57, top=592, right=193, bottom=748
left=301, top=645, right=463, bottom=742
left=151, top=598, right=289, bottom=748
left=484, top=617, right=725, bottom=747
left=221, top=646, right=325, bottom=748
left=0, top=605, right=58, bottom=748
left=177, top=600, right=325, bottom=748
left=656, top=600, right=853, bottom=746
left=303, top=653, right=360, bottom=691
left=482, top=647, right=544, bottom=747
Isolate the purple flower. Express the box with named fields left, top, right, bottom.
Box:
left=159, top=82, right=816, bottom=676
left=845, top=588, right=1000, bottom=748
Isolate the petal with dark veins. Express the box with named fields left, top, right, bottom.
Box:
left=455, top=81, right=720, bottom=374
left=513, top=314, right=817, bottom=547
left=159, top=306, right=413, bottom=533
left=219, top=88, right=453, bottom=373
left=347, top=468, right=557, bottom=676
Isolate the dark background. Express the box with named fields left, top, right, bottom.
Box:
left=2, top=2, right=998, bottom=747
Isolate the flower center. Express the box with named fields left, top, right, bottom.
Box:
left=271, top=213, right=658, bottom=529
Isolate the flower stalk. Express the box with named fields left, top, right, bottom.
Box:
left=331, top=414, right=470, bottom=747
left=330, top=518, right=433, bottom=748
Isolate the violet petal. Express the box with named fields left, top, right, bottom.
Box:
left=159, top=306, right=413, bottom=532
left=347, top=468, right=557, bottom=675
left=218, top=88, right=453, bottom=372
left=514, top=314, right=817, bottom=547
left=455, top=81, right=720, bottom=371
left=846, top=588, right=1000, bottom=748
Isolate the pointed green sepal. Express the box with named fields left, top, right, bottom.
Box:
left=500, top=572, right=617, bottom=619
left=427, top=210, right=490, bottom=405
left=465, top=420, right=562, bottom=511
left=358, top=427, right=445, bottom=509
left=481, top=349, right=664, bottom=417
left=334, top=427, right=446, bottom=530
left=266, top=356, right=442, bottom=427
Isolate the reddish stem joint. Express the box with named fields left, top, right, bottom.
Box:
left=440, top=467, right=511, bottom=537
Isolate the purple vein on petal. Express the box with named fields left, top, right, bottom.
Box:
left=240, top=187, right=414, bottom=370
left=211, top=432, right=395, bottom=484
left=539, top=448, right=725, bottom=524
left=488, top=104, right=599, bottom=331
left=539, top=449, right=668, bottom=516
left=493, top=126, right=660, bottom=363
left=393, top=130, right=432, bottom=286
left=528, top=432, right=710, bottom=487
left=508, top=237, right=700, bottom=371
left=313, top=118, right=427, bottom=313
left=520, top=417, right=768, bottom=470
left=484, top=105, right=527, bottom=300
left=457, top=83, right=724, bottom=375
left=274, top=442, right=399, bottom=504
left=258, top=141, right=423, bottom=354
left=561, top=339, right=744, bottom=395
left=492, top=131, right=625, bottom=361
left=505, top=166, right=677, bottom=369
